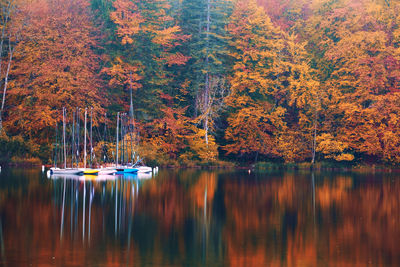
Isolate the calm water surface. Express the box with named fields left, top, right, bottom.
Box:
left=0, top=168, right=399, bottom=266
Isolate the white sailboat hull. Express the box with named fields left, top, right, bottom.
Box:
left=98, top=169, right=117, bottom=175
left=50, top=168, right=83, bottom=175
left=137, top=166, right=152, bottom=173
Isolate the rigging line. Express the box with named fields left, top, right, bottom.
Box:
left=107, top=113, right=115, bottom=144
left=103, top=113, right=107, bottom=142
left=54, top=121, right=58, bottom=168
left=71, top=110, right=75, bottom=168
left=94, top=122, right=104, bottom=151
left=76, top=107, right=80, bottom=167
left=102, top=112, right=109, bottom=162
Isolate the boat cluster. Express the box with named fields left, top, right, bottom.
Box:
left=48, top=165, right=158, bottom=181
left=49, top=107, right=156, bottom=180
left=49, top=165, right=156, bottom=176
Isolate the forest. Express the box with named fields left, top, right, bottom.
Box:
left=0, top=0, right=399, bottom=166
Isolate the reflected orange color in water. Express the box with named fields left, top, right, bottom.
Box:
left=190, top=172, right=217, bottom=209
left=0, top=169, right=400, bottom=266
left=317, top=176, right=352, bottom=208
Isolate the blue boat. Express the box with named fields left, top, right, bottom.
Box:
left=123, top=167, right=138, bottom=173
left=115, top=167, right=138, bottom=173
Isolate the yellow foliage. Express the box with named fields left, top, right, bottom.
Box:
left=335, top=153, right=355, bottom=161
left=276, top=130, right=310, bottom=162
left=316, top=133, right=351, bottom=161
left=187, top=126, right=218, bottom=162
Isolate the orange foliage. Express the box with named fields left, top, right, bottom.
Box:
left=140, top=97, right=218, bottom=163
left=102, top=57, right=142, bottom=88
left=304, top=0, right=400, bottom=163
left=224, top=0, right=285, bottom=157
left=225, top=0, right=321, bottom=162
left=5, top=0, right=104, bottom=142
left=110, top=0, right=189, bottom=62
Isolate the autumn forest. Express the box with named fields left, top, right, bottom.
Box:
left=0, top=0, right=399, bottom=166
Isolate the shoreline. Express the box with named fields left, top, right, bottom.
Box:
left=2, top=160, right=400, bottom=173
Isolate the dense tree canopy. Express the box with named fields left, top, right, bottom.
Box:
left=1, top=0, right=400, bottom=165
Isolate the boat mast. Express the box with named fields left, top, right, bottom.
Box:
left=124, top=115, right=126, bottom=164
left=76, top=107, right=80, bottom=167
left=54, top=122, right=58, bottom=168
left=121, top=114, right=124, bottom=164
left=116, top=112, right=119, bottom=166
left=72, top=110, right=75, bottom=168
left=103, top=112, right=107, bottom=163
left=84, top=108, right=87, bottom=169
left=90, top=107, right=93, bottom=168
left=63, top=107, right=67, bottom=169
left=129, top=72, right=134, bottom=164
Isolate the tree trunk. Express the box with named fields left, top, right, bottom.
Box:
left=0, top=1, right=13, bottom=133
left=311, top=108, right=318, bottom=165
left=0, top=37, right=14, bottom=133
left=203, top=0, right=210, bottom=145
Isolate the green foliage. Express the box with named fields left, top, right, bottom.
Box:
left=0, top=132, right=42, bottom=164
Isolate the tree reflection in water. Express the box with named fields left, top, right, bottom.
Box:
left=0, top=169, right=400, bottom=266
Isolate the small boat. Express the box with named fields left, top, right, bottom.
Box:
left=50, top=167, right=83, bottom=175
left=115, top=166, right=138, bottom=173
left=79, top=168, right=100, bottom=175
left=84, top=169, right=99, bottom=175
left=137, top=166, right=152, bottom=173
left=98, top=169, right=117, bottom=175
left=124, top=167, right=138, bottom=173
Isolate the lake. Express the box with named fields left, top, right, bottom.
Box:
left=0, top=167, right=399, bottom=266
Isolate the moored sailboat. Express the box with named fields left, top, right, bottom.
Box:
left=98, top=168, right=117, bottom=175
left=137, top=166, right=152, bottom=173
left=50, top=168, right=84, bottom=175
left=51, top=107, right=83, bottom=175
left=113, top=112, right=138, bottom=173
left=78, top=108, right=100, bottom=175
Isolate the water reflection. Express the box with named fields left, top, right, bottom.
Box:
left=0, top=218, right=5, bottom=264
left=50, top=174, right=147, bottom=246
left=0, top=169, right=400, bottom=266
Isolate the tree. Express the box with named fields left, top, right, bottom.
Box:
left=304, top=0, right=400, bottom=163
left=276, top=33, right=322, bottom=163
left=225, top=0, right=321, bottom=163
left=224, top=0, right=286, bottom=158
left=108, top=0, right=189, bottom=120
left=176, top=0, right=232, bottom=145
left=140, top=92, right=218, bottom=164
left=5, top=0, right=104, bottom=143
left=0, top=0, right=18, bottom=134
